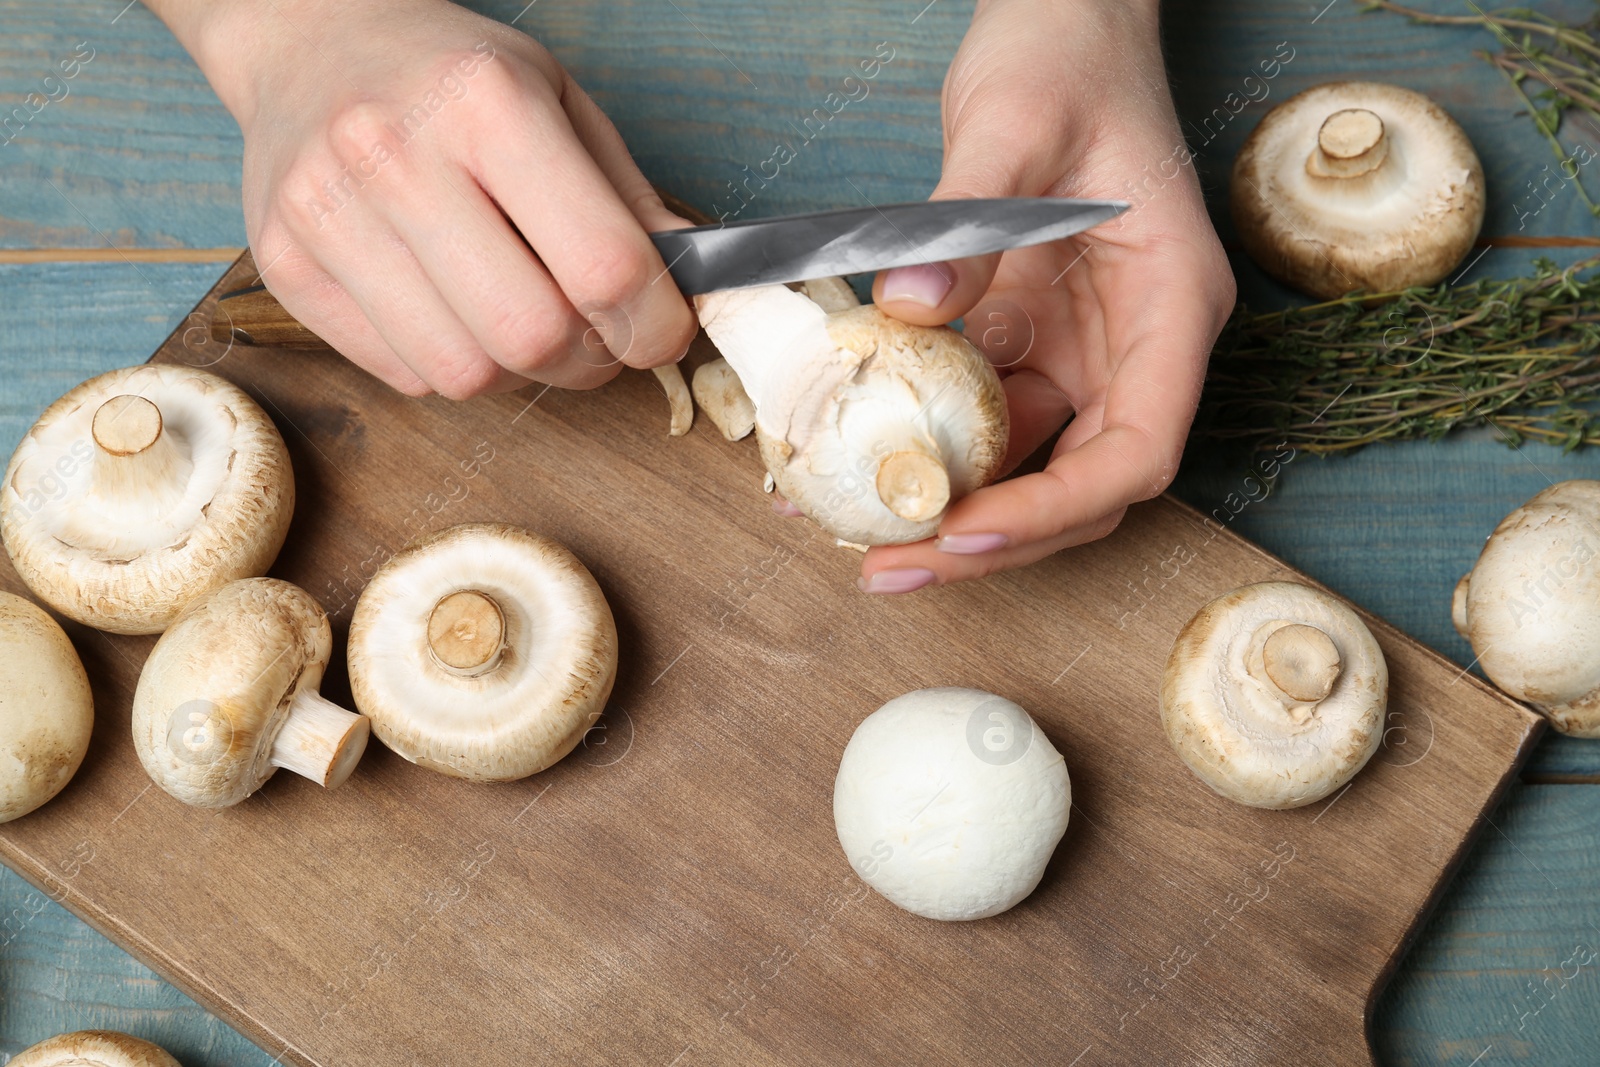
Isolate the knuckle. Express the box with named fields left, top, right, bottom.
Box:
left=327, top=102, right=398, bottom=168
left=484, top=304, right=575, bottom=371
left=564, top=242, right=651, bottom=313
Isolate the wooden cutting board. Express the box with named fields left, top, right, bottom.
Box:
left=0, top=253, right=1544, bottom=1067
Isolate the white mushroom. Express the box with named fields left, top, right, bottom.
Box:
left=695, top=284, right=1008, bottom=545
left=0, top=590, right=93, bottom=823
left=691, top=359, right=756, bottom=441
left=833, top=687, right=1071, bottom=921
left=798, top=275, right=863, bottom=313
left=1161, top=581, right=1388, bottom=809
left=1231, top=81, right=1485, bottom=299
left=1, top=364, right=294, bottom=634
left=131, top=578, right=370, bottom=807
left=347, top=523, right=618, bottom=782
left=1453, top=480, right=1600, bottom=737
left=11, top=1030, right=180, bottom=1067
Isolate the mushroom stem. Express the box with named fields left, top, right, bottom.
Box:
left=269, top=689, right=370, bottom=788
left=426, top=589, right=507, bottom=677
left=1451, top=574, right=1471, bottom=638
left=1247, top=621, right=1343, bottom=707
left=876, top=446, right=951, bottom=523
left=88, top=395, right=195, bottom=509
left=1306, top=108, right=1388, bottom=179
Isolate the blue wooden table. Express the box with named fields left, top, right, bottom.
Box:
left=2, top=0, right=1597, bottom=1062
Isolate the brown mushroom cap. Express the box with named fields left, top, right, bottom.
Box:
left=0, top=590, right=94, bottom=823
left=1, top=364, right=294, bottom=634
left=1231, top=81, right=1484, bottom=299
left=11, top=1030, right=181, bottom=1067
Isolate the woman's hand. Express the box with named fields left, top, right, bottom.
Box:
left=858, top=0, right=1235, bottom=592
left=149, top=0, right=696, bottom=397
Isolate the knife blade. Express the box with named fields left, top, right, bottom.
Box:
left=206, top=197, right=1128, bottom=348
left=651, top=198, right=1127, bottom=296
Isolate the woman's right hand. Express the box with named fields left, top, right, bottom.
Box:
left=151, top=0, right=697, bottom=397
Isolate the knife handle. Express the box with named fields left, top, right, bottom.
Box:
left=210, top=286, right=327, bottom=348
left=209, top=187, right=713, bottom=349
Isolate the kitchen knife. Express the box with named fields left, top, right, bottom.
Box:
left=207, top=197, right=1127, bottom=347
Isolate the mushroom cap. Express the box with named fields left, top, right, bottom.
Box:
left=0, top=591, right=93, bottom=823
left=832, top=687, right=1071, bottom=921
left=1160, top=581, right=1388, bottom=809
left=132, top=578, right=333, bottom=807
left=347, top=523, right=618, bottom=782
left=697, top=286, right=1008, bottom=545
left=2, top=364, right=294, bottom=634
left=11, top=1030, right=181, bottom=1067
left=1457, top=480, right=1600, bottom=736
left=1231, top=82, right=1484, bottom=299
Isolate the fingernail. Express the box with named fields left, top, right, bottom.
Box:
left=880, top=263, right=954, bottom=308
left=675, top=338, right=693, bottom=363
left=856, top=567, right=938, bottom=595
left=937, top=532, right=1009, bottom=554
left=772, top=496, right=804, bottom=517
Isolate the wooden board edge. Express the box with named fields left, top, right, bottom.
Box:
left=0, top=846, right=315, bottom=1067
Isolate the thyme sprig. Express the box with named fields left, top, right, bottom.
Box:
left=1196, top=256, right=1600, bottom=454
left=1366, top=1, right=1600, bottom=214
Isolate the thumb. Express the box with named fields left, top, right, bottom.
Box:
left=873, top=125, right=1047, bottom=327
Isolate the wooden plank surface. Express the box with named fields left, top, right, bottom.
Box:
left=2, top=0, right=1599, bottom=1062
left=0, top=253, right=1546, bottom=1065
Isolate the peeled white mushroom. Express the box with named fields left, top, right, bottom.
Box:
left=1, top=364, right=294, bottom=634
left=1161, top=581, right=1388, bottom=809
left=833, top=687, right=1071, bottom=921
left=695, top=283, right=1008, bottom=545
left=0, top=590, right=94, bottom=823
left=11, top=1031, right=181, bottom=1067
left=1453, top=480, right=1600, bottom=737
left=1232, top=81, right=1485, bottom=299
left=132, top=578, right=370, bottom=807
left=347, top=523, right=618, bottom=782
left=651, top=365, right=694, bottom=437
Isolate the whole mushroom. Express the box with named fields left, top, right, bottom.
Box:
left=833, top=687, right=1071, bottom=921
left=695, top=282, right=1008, bottom=545
left=1453, top=480, right=1600, bottom=737
left=0, top=590, right=94, bottom=823
left=1231, top=81, right=1485, bottom=299
left=348, top=523, right=618, bottom=782
left=132, top=578, right=370, bottom=807
left=11, top=1030, right=180, bottom=1067
left=2, top=364, right=294, bottom=634
left=1161, top=581, right=1388, bottom=809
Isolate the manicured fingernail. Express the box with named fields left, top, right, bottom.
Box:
left=856, top=567, right=938, bottom=594
left=880, top=263, right=954, bottom=308
left=772, top=496, right=804, bottom=517
left=937, top=532, right=1009, bottom=554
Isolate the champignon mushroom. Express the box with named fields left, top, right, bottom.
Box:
left=11, top=1031, right=180, bottom=1067
left=347, top=523, right=618, bottom=781
left=1, top=364, right=294, bottom=634
left=1161, top=581, right=1388, bottom=809
left=695, top=283, right=1008, bottom=545
left=11, top=1031, right=181, bottom=1067
left=131, top=578, right=369, bottom=807
left=1231, top=81, right=1485, bottom=299
left=0, top=590, right=93, bottom=823
left=1453, top=480, right=1600, bottom=737
left=833, top=687, right=1071, bottom=921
